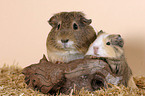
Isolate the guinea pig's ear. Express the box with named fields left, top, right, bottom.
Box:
left=111, top=35, right=124, bottom=47
left=48, top=16, right=58, bottom=27
left=97, top=30, right=105, bottom=36
left=118, top=36, right=124, bottom=47
left=98, top=30, right=104, bottom=35
left=80, top=17, right=92, bottom=25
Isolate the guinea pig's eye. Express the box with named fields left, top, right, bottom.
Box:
left=57, top=24, right=60, bottom=30
left=106, top=42, right=111, bottom=45
left=73, top=23, right=78, bottom=30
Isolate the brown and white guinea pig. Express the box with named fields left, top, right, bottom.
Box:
left=46, top=11, right=97, bottom=63
left=85, top=30, right=124, bottom=58
left=85, top=30, right=137, bottom=88
left=85, top=30, right=126, bottom=75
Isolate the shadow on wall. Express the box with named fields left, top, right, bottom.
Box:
left=124, top=30, right=145, bottom=76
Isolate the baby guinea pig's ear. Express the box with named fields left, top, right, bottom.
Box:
left=111, top=35, right=124, bottom=48
left=117, top=35, right=124, bottom=47
left=96, top=30, right=105, bottom=38
left=48, top=15, right=58, bottom=27
left=97, top=30, right=104, bottom=35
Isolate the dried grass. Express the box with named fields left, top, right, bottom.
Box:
left=0, top=64, right=145, bottom=96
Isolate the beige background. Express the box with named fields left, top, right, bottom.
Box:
left=0, top=0, right=145, bottom=76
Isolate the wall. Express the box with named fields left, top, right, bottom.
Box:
left=0, top=0, right=145, bottom=76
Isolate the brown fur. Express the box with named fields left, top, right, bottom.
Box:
left=46, top=12, right=96, bottom=63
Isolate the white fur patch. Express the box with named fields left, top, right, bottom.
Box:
left=85, top=33, right=109, bottom=57
left=57, top=40, right=75, bottom=48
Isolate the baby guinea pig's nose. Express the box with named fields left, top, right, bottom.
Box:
left=93, top=46, right=99, bottom=55
left=61, top=39, right=69, bottom=43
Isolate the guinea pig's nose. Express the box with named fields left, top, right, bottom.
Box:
left=61, top=39, right=69, bottom=43
left=93, top=46, right=99, bottom=55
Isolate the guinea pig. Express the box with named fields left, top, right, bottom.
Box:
left=85, top=30, right=137, bottom=88
left=46, top=11, right=97, bottom=63
left=85, top=30, right=124, bottom=58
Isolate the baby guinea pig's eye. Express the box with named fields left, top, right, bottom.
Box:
left=57, top=24, right=60, bottom=30
left=73, top=23, right=78, bottom=30
left=106, top=42, right=111, bottom=45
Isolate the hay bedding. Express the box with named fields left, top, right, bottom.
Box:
left=0, top=65, right=145, bottom=96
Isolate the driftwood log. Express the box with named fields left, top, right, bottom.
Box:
left=22, top=55, right=124, bottom=94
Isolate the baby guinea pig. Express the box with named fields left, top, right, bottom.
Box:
left=85, top=30, right=137, bottom=88
left=46, top=11, right=97, bottom=63
left=85, top=30, right=124, bottom=58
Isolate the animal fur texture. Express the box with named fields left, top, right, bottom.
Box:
left=46, top=11, right=96, bottom=63
left=85, top=30, right=137, bottom=88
